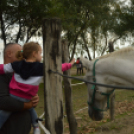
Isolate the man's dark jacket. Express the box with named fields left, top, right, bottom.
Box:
left=0, top=74, right=31, bottom=134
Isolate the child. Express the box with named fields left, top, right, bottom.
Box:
left=0, top=42, right=75, bottom=134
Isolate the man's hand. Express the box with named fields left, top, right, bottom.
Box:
left=23, top=94, right=39, bottom=110
left=31, top=94, right=39, bottom=107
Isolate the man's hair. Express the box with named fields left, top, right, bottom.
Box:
left=3, top=43, right=20, bottom=57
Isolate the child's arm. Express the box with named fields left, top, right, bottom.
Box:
left=62, top=58, right=75, bottom=72
left=40, top=58, right=75, bottom=73
left=0, top=63, right=14, bottom=74
left=62, top=63, right=72, bottom=72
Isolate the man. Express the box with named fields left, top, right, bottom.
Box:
left=0, top=43, right=39, bottom=134
left=76, top=57, right=83, bottom=75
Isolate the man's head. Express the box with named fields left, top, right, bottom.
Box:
left=4, top=43, right=22, bottom=64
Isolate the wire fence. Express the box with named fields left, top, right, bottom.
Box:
left=71, top=85, right=134, bottom=134
left=37, top=71, right=134, bottom=134
left=64, top=82, right=134, bottom=134
left=38, top=81, right=86, bottom=134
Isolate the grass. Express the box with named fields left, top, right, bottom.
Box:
left=35, top=83, right=44, bottom=116
left=71, top=78, right=84, bottom=84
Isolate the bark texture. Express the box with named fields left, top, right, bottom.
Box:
left=62, top=40, right=77, bottom=134
left=42, top=18, right=63, bottom=134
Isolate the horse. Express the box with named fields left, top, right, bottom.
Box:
left=80, top=47, right=134, bottom=121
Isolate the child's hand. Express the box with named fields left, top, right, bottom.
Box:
left=70, top=58, right=75, bottom=65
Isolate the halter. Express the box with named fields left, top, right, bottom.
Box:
left=87, top=59, right=115, bottom=111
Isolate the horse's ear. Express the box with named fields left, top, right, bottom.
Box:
left=80, top=56, right=91, bottom=70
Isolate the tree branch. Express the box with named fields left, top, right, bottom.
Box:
left=82, top=35, right=92, bottom=60
left=101, top=34, right=108, bottom=56
left=0, top=11, right=6, bottom=46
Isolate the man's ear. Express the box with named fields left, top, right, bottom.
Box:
left=6, top=51, right=12, bottom=58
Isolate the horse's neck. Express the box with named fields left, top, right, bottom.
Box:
left=104, top=74, right=134, bottom=87
left=96, top=57, right=134, bottom=86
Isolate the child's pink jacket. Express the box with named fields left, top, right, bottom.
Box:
left=0, top=61, right=72, bottom=100
left=62, top=63, right=72, bottom=72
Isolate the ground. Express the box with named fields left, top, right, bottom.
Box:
left=31, top=67, right=134, bottom=134
left=95, top=115, right=134, bottom=134
left=63, top=88, right=134, bottom=134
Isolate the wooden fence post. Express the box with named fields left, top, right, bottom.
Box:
left=42, top=18, right=63, bottom=134
left=62, top=40, right=77, bottom=134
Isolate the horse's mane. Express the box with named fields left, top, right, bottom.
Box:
left=100, top=47, right=134, bottom=59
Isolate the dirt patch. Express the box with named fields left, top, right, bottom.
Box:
left=64, top=100, right=134, bottom=134
left=81, top=100, right=134, bottom=134
left=95, top=114, right=134, bottom=134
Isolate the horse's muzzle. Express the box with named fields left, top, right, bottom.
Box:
left=88, top=107, right=103, bottom=121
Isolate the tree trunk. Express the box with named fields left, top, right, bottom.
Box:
left=62, top=40, right=77, bottom=134
left=70, top=25, right=86, bottom=61
left=108, top=36, right=121, bottom=53
left=0, top=9, right=6, bottom=46
left=70, top=36, right=77, bottom=61
left=42, top=18, right=63, bottom=134
left=101, top=34, right=108, bottom=56
left=108, top=41, right=114, bottom=53
left=93, top=35, right=96, bottom=59
left=16, top=19, right=21, bottom=43
left=82, top=36, right=92, bottom=60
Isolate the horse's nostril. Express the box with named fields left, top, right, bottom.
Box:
left=88, top=107, right=103, bottom=121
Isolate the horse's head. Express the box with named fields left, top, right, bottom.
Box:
left=80, top=57, right=114, bottom=121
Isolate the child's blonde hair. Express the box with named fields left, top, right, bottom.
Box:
left=16, top=42, right=40, bottom=60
